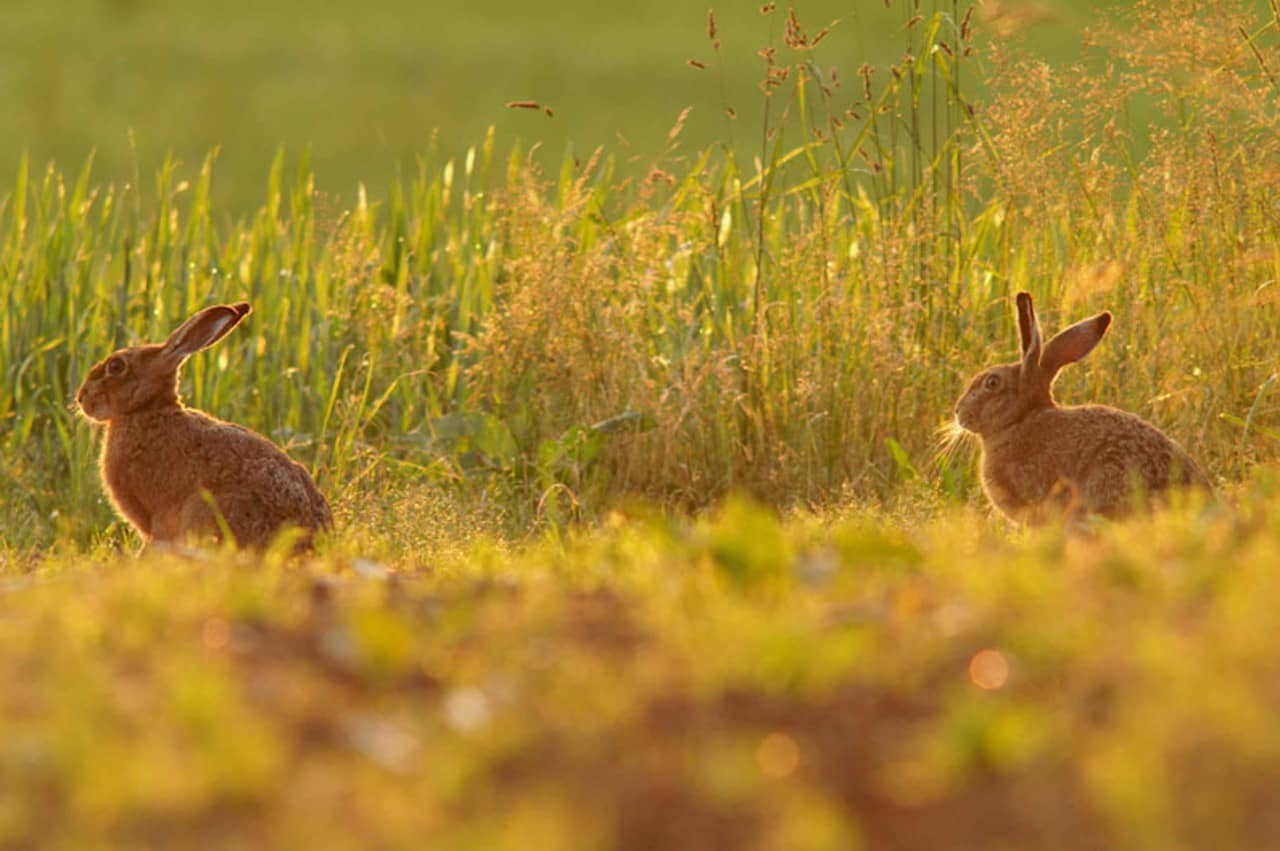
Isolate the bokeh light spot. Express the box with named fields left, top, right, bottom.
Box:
left=969, top=648, right=1009, bottom=690
left=757, top=732, right=801, bottom=778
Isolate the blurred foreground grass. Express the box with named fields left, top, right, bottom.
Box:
left=3, top=476, right=1279, bottom=850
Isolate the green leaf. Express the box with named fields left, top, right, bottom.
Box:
left=885, top=437, right=919, bottom=482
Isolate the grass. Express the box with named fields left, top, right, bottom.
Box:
left=3, top=483, right=1280, bottom=849
left=5, top=0, right=1278, bottom=552
left=3, top=0, right=1280, bottom=847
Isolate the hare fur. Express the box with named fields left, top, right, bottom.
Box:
left=77, top=303, right=332, bottom=549
left=955, top=292, right=1208, bottom=525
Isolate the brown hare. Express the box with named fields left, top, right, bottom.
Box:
left=77, top=302, right=332, bottom=549
left=955, top=292, right=1208, bottom=525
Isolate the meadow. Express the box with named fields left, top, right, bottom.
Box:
left=4, top=0, right=1280, bottom=847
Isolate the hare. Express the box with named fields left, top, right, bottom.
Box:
left=954, top=292, right=1208, bottom=525
left=77, top=302, right=332, bottom=549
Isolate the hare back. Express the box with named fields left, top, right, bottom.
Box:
left=981, top=404, right=1204, bottom=522
left=102, top=408, right=331, bottom=545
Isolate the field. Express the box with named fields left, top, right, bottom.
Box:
left=6, top=0, right=1140, bottom=209
left=7, top=493, right=1280, bottom=850
left=4, top=0, right=1280, bottom=848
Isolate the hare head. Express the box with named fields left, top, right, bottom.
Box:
left=77, top=303, right=252, bottom=422
left=955, top=292, right=1112, bottom=436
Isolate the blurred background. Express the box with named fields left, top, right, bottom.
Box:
left=0, top=0, right=1128, bottom=211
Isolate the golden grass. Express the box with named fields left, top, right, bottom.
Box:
left=0, top=479, right=1277, bottom=849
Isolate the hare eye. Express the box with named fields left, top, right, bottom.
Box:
left=983, top=373, right=1001, bottom=390
left=105, top=357, right=126, bottom=377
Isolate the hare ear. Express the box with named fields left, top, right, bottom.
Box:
left=161, top=303, right=252, bottom=364
left=1016, top=292, right=1042, bottom=372
left=1040, top=311, right=1112, bottom=377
